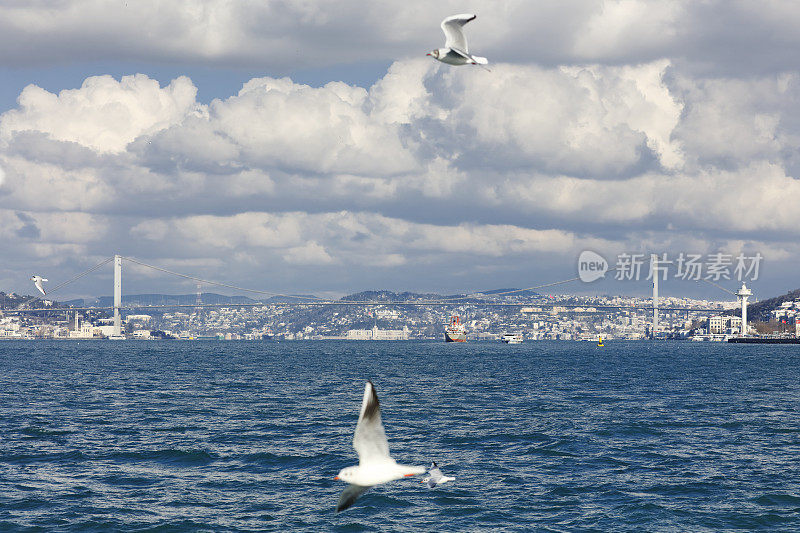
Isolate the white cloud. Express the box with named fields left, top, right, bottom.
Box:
left=672, top=73, right=800, bottom=167
left=282, top=241, right=335, bottom=265
left=1, top=50, right=800, bottom=295
left=435, top=61, right=681, bottom=176
left=208, top=77, right=418, bottom=175
left=0, top=74, right=201, bottom=153
left=573, top=0, right=683, bottom=59
left=130, top=210, right=615, bottom=263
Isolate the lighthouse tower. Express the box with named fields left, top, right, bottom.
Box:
left=736, top=283, right=752, bottom=336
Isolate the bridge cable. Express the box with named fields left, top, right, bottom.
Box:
left=122, top=257, right=327, bottom=302
left=697, top=278, right=737, bottom=296
left=436, top=267, right=628, bottom=302
left=16, top=257, right=114, bottom=310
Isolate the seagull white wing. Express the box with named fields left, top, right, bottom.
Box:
left=429, top=463, right=443, bottom=482
left=441, top=13, right=476, bottom=52
left=32, top=277, right=46, bottom=295
left=353, top=381, right=392, bottom=465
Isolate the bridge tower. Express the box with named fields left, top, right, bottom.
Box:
left=113, top=255, right=122, bottom=337
left=195, top=283, right=203, bottom=316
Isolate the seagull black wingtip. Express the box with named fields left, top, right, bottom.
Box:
left=362, top=381, right=381, bottom=421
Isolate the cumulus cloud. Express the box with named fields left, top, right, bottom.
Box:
left=671, top=72, right=800, bottom=168
left=0, top=74, right=201, bottom=153
left=6, top=60, right=689, bottom=214
left=206, top=78, right=418, bottom=175
left=1, top=51, right=799, bottom=295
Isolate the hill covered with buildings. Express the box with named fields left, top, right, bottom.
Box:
left=3, top=285, right=799, bottom=341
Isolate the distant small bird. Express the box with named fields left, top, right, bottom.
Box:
left=422, top=462, right=455, bottom=488
left=335, top=381, right=425, bottom=512
left=427, top=14, right=489, bottom=69
left=30, top=275, right=48, bottom=295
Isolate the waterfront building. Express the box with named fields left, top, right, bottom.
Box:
left=346, top=325, right=410, bottom=340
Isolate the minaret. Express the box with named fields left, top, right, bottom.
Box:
left=736, top=282, right=752, bottom=336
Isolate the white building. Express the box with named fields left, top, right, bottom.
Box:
left=69, top=324, right=97, bottom=339
left=0, top=317, right=22, bottom=338
left=95, top=325, right=117, bottom=337
left=708, top=316, right=726, bottom=334
left=132, top=329, right=151, bottom=339
left=708, top=315, right=742, bottom=334
left=346, top=325, right=410, bottom=340
left=68, top=314, right=107, bottom=338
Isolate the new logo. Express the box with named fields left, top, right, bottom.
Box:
left=578, top=251, right=608, bottom=282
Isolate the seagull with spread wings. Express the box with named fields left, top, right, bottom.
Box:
left=422, top=461, right=455, bottom=488
left=335, top=381, right=425, bottom=512
left=427, top=14, right=489, bottom=69
left=30, top=275, right=48, bottom=296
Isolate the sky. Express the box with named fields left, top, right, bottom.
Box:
left=2, top=0, right=800, bottom=301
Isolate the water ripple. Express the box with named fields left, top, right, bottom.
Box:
left=0, top=340, right=798, bottom=531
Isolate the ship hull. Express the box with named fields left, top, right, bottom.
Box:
left=728, top=337, right=800, bottom=344
left=444, top=331, right=466, bottom=342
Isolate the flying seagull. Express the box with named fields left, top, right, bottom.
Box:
left=422, top=462, right=455, bottom=488
left=335, top=381, right=425, bottom=512
left=427, top=14, right=489, bottom=69
left=30, top=275, right=48, bottom=296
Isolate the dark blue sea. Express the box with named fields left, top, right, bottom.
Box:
left=1, top=340, right=799, bottom=532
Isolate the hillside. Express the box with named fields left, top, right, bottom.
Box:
left=741, top=288, right=800, bottom=322
left=340, top=290, right=444, bottom=302
left=67, top=293, right=259, bottom=308
left=0, top=291, right=59, bottom=310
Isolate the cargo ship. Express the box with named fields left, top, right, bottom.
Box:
left=444, top=315, right=466, bottom=342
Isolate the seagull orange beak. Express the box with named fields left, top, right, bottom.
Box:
left=334, top=475, right=339, bottom=480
